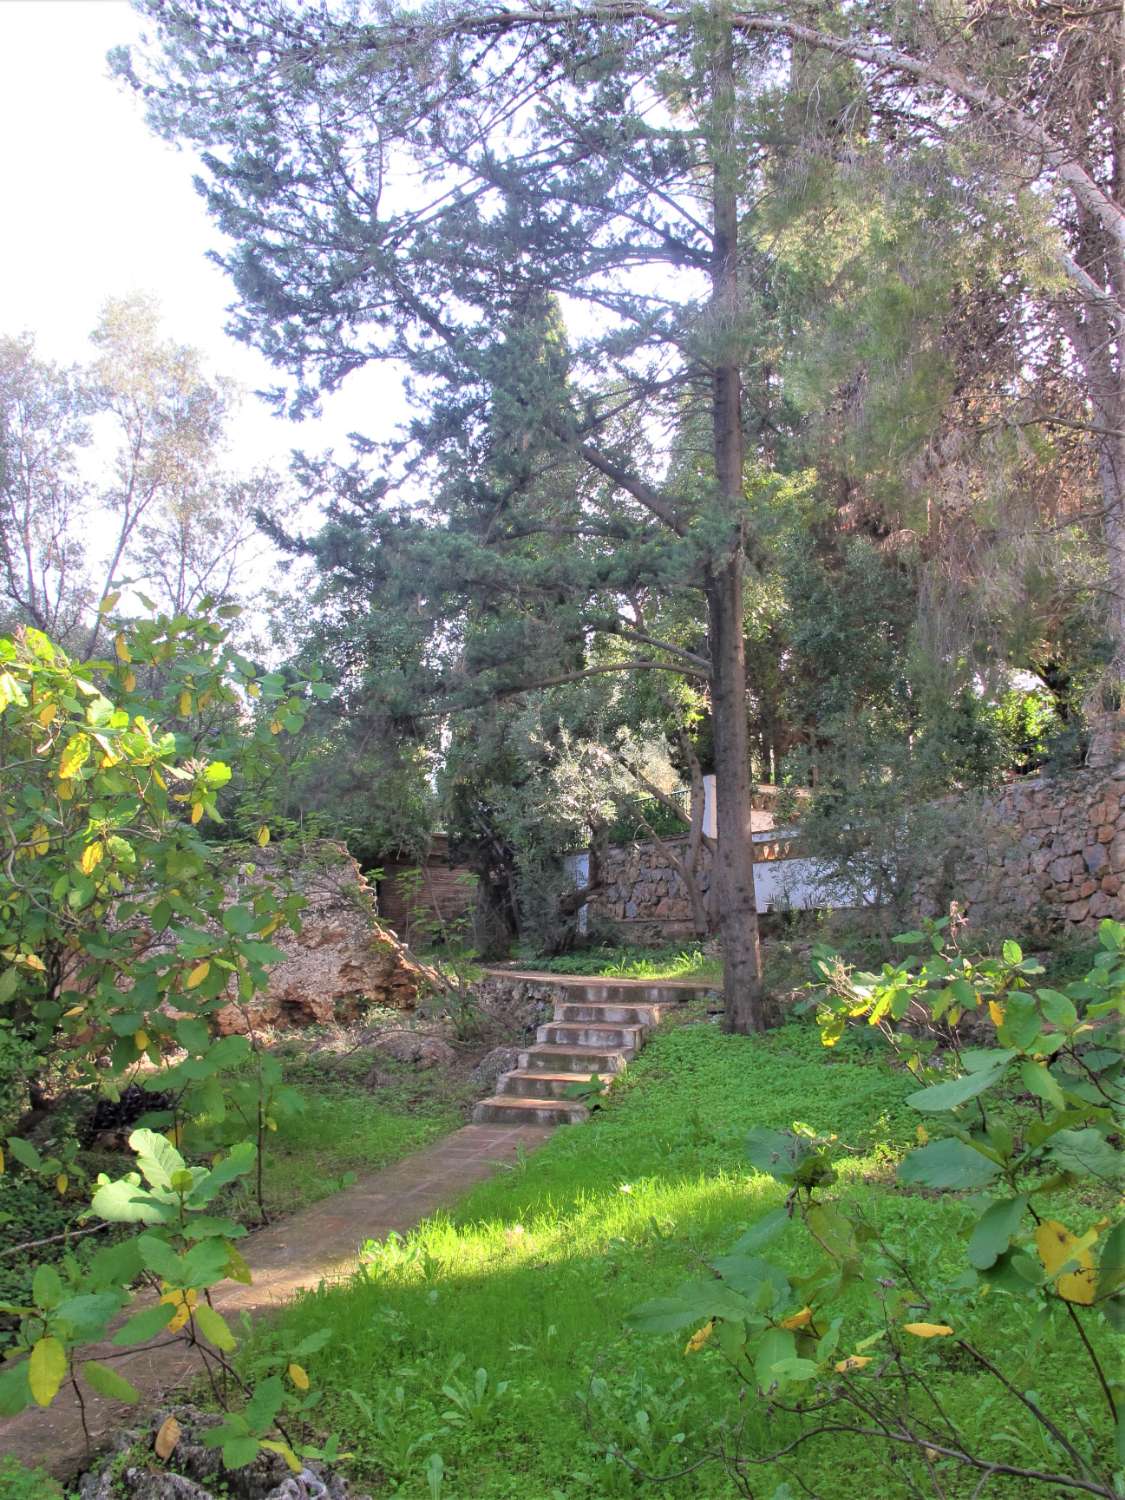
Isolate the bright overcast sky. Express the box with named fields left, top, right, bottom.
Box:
left=0, top=0, right=405, bottom=478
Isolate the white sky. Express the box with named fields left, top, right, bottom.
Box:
left=0, top=0, right=407, bottom=477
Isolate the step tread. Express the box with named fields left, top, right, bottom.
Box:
left=483, top=967, right=718, bottom=992
left=476, top=1096, right=584, bottom=1113
left=504, top=1070, right=603, bottom=1082
left=522, top=1043, right=634, bottom=1058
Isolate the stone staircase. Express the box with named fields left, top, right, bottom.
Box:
left=472, top=976, right=705, bottom=1125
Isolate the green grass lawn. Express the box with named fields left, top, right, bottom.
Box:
left=247, top=1019, right=1118, bottom=1499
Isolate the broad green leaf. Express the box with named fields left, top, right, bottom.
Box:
left=82, top=1360, right=140, bottom=1403
left=745, top=1127, right=811, bottom=1183
left=53, top=1292, right=125, bottom=1341
left=898, top=1138, right=1002, bottom=1190
left=1048, top=1128, right=1118, bottom=1181
left=1002, top=940, right=1023, bottom=964
left=1020, top=1060, right=1065, bottom=1110
left=136, top=1233, right=185, bottom=1282
left=627, top=1281, right=750, bottom=1333
left=222, top=905, right=257, bottom=935
left=194, top=1303, right=236, bottom=1352
left=112, top=1301, right=177, bottom=1346
left=223, top=1435, right=261, bottom=1469
left=731, top=1208, right=790, bottom=1254
left=906, top=1060, right=1009, bottom=1113
left=32, top=1263, right=63, bottom=1311
left=7, top=1136, right=43, bottom=1171
left=967, top=1196, right=1028, bottom=1270
left=1036, top=988, right=1078, bottom=1029
left=91, top=1177, right=176, bottom=1225
left=244, top=1373, right=285, bottom=1434
left=128, top=1128, right=186, bottom=1190
left=28, top=1336, right=67, bottom=1406
left=754, top=1326, right=795, bottom=1387
left=0, top=1359, right=30, bottom=1416
left=709, top=1254, right=790, bottom=1308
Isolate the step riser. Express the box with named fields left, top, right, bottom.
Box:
left=472, top=1099, right=587, bottom=1126
left=537, top=1023, right=645, bottom=1048
left=549, top=982, right=697, bottom=1004
left=519, top=1048, right=632, bottom=1073
left=555, top=1003, right=660, bottom=1026
left=499, top=1074, right=605, bottom=1099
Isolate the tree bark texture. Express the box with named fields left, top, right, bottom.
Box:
left=709, top=5, right=766, bottom=1032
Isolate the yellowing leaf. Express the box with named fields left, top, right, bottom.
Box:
left=159, top=1287, right=197, bottom=1333
left=287, top=1362, right=310, bottom=1390
left=80, top=842, right=104, bottom=875
left=988, top=1001, right=1005, bottom=1027
left=63, top=1004, right=84, bottom=1018
left=185, top=961, right=210, bottom=989
left=780, top=1306, right=812, bottom=1331
left=154, top=1414, right=181, bottom=1460
left=256, top=825, right=270, bottom=847
left=190, top=802, right=203, bottom=825
left=123, top=671, right=137, bottom=693
left=28, top=1335, right=67, bottom=1406
left=259, top=1439, right=302, bottom=1474
left=1034, top=1220, right=1098, bottom=1304
left=29, top=823, right=50, bottom=855
left=269, top=719, right=282, bottom=735
left=23, top=953, right=46, bottom=972
left=835, top=1355, right=872, bottom=1372
left=56, top=1174, right=68, bottom=1195
left=58, top=733, right=90, bottom=780
left=37, top=702, right=57, bottom=728
left=903, top=1323, right=954, bottom=1339
left=246, top=681, right=260, bottom=698
left=684, top=1320, right=714, bottom=1355
left=915, top=1123, right=928, bottom=1144
left=114, top=633, right=131, bottom=663
left=133, top=1030, right=149, bottom=1052
left=178, top=691, right=192, bottom=717
left=0, top=1147, right=5, bottom=1174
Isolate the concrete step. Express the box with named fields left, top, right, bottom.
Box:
left=519, top=1043, right=633, bottom=1074
left=484, top=971, right=718, bottom=1006
left=554, top=1001, right=661, bottom=1026
left=472, top=1096, right=587, bottom=1126
left=536, top=1021, right=647, bottom=1049
left=498, top=1070, right=607, bottom=1099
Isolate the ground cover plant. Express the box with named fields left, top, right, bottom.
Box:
left=240, top=936, right=1121, bottom=1499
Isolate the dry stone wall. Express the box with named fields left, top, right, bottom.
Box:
left=582, top=766, right=1122, bottom=943
left=929, top=766, right=1123, bottom=933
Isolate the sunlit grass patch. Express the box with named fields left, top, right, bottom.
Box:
left=246, top=1022, right=1115, bottom=1498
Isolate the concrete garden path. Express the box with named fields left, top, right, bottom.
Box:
left=0, top=1120, right=553, bottom=1478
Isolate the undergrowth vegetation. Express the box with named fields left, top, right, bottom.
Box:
left=244, top=1010, right=1118, bottom=1498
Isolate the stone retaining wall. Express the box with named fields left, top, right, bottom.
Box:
left=923, top=766, right=1123, bottom=933
left=582, top=765, right=1122, bottom=941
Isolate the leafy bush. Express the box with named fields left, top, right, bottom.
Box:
left=0, top=609, right=341, bottom=1472
left=628, top=916, right=1124, bottom=1496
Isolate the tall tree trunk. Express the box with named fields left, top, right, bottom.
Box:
left=709, top=4, right=766, bottom=1033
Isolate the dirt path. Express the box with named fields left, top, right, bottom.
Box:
left=0, top=1121, right=554, bottom=1478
